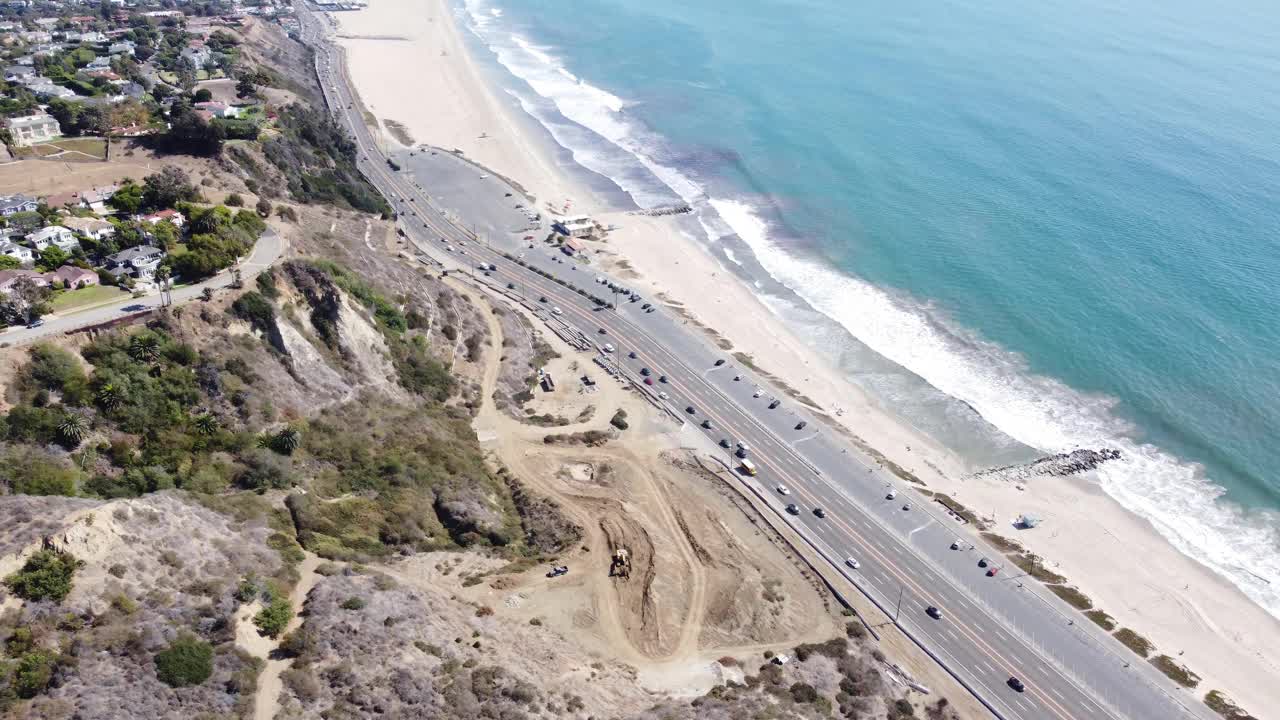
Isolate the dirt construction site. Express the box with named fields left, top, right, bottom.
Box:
left=412, top=269, right=990, bottom=716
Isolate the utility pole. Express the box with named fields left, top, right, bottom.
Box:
left=895, top=584, right=904, bottom=622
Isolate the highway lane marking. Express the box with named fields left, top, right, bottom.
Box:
left=332, top=70, right=1116, bottom=720
left=1051, top=687, right=1066, bottom=701
left=908, top=521, right=931, bottom=537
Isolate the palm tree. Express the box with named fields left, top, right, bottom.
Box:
left=128, top=334, right=162, bottom=364
left=57, top=412, right=88, bottom=447
left=273, top=427, right=301, bottom=454
left=96, top=383, right=122, bottom=412
left=194, top=413, right=219, bottom=435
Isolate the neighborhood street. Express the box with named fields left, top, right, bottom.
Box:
left=1, top=227, right=283, bottom=346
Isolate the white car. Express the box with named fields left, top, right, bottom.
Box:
left=776, top=485, right=790, bottom=495
left=658, top=392, right=669, bottom=400
left=603, top=343, right=615, bottom=353
left=845, top=558, right=860, bottom=570
left=753, top=389, right=762, bottom=398
left=551, top=307, right=563, bottom=315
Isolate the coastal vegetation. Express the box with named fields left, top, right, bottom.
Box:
left=1204, top=690, right=1259, bottom=720
left=1149, top=654, right=1200, bottom=689
left=1112, top=627, right=1154, bottom=658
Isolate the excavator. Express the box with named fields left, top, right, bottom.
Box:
left=609, top=548, right=631, bottom=579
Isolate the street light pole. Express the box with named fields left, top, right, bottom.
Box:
left=895, top=583, right=904, bottom=622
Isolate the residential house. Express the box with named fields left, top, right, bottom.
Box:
left=195, top=101, right=241, bottom=119
left=0, top=194, right=39, bottom=216
left=108, top=40, right=135, bottom=56
left=0, top=269, right=49, bottom=294
left=3, top=64, right=34, bottom=81
left=119, top=81, right=147, bottom=99
left=180, top=44, right=212, bottom=69
left=50, top=265, right=98, bottom=289
left=33, top=18, right=58, bottom=29
left=141, top=209, right=185, bottom=228
left=0, top=240, right=33, bottom=264
left=61, top=215, right=115, bottom=240
left=26, top=81, right=76, bottom=100
left=68, top=16, right=98, bottom=26
left=74, top=31, right=108, bottom=44
left=105, top=245, right=165, bottom=280
left=5, top=113, right=60, bottom=146
left=20, top=31, right=52, bottom=44
left=81, top=186, right=118, bottom=214
left=26, top=225, right=79, bottom=253
left=86, top=55, right=111, bottom=69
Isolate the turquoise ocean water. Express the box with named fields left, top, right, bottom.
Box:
left=455, top=0, right=1280, bottom=616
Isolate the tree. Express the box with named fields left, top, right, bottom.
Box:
left=3, top=548, right=82, bottom=602
left=167, top=99, right=225, bottom=155
left=235, top=74, right=257, bottom=100
left=194, top=413, right=218, bottom=435
left=4, top=276, right=50, bottom=325
left=128, top=333, right=162, bottom=364
left=109, top=182, right=144, bottom=214
left=142, top=166, right=199, bottom=210
left=36, top=246, right=69, bottom=273
left=225, top=192, right=243, bottom=207
left=254, top=594, right=293, bottom=638
left=255, top=197, right=272, bottom=217
left=154, top=634, right=213, bottom=687
left=192, top=87, right=213, bottom=103
left=95, top=382, right=123, bottom=412
left=0, top=255, right=19, bottom=270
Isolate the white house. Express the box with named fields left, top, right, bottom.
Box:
left=141, top=209, right=185, bottom=228
left=26, top=225, right=79, bottom=253
left=5, top=113, right=60, bottom=146
left=81, top=186, right=118, bottom=214
left=180, top=45, right=211, bottom=69
left=61, top=215, right=116, bottom=240
left=106, top=244, right=165, bottom=280
left=0, top=194, right=39, bottom=216
left=108, top=40, right=135, bottom=56
left=0, top=240, right=33, bottom=264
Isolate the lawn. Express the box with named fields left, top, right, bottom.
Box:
left=50, top=137, right=108, bottom=160
left=50, top=283, right=127, bottom=313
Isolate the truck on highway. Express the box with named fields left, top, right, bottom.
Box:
left=739, top=458, right=758, bottom=476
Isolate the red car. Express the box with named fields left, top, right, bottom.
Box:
left=987, top=567, right=999, bottom=577
left=523, top=235, right=534, bottom=240
left=644, top=377, right=654, bottom=385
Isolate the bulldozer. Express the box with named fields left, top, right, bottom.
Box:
left=609, top=548, right=631, bottom=579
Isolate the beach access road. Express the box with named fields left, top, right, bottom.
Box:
left=299, top=10, right=1215, bottom=720
left=0, top=228, right=284, bottom=347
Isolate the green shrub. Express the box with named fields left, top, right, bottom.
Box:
left=4, top=549, right=82, bottom=602
left=254, top=594, right=293, bottom=638
left=1150, top=654, right=1200, bottom=689
left=154, top=634, right=214, bottom=687
left=1204, top=690, right=1258, bottom=720
left=12, top=651, right=55, bottom=698
left=1084, top=609, right=1117, bottom=631
left=609, top=409, right=629, bottom=430
left=1113, top=627, right=1154, bottom=658
left=340, top=596, right=366, bottom=610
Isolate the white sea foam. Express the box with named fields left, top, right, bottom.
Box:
left=459, top=0, right=1280, bottom=618
left=709, top=198, right=1280, bottom=617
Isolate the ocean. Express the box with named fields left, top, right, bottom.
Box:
left=455, top=0, right=1280, bottom=617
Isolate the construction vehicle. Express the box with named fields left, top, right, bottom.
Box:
left=610, top=548, right=631, bottom=578
left=739, top=458, right=758, bottom=476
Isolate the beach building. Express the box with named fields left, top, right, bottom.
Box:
left=553, top=214, right=595, bottom=238
left=561, top=237, right=585, bottom=255
left=0, top=194, right=39, bottom=216
left=49, top=265, right=98, bottom=289
left=0, top=240, right=33, bottom=264
left=5, top=113, right=60, bottom=146
left=61, top=216, right=116, bottom=240
left=26, top=225, right=79, bottom=253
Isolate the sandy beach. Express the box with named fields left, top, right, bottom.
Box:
left=327, top=0, right=1280, bottom=712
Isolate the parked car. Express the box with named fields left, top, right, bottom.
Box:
left=795, top=421, right=807, bottom=430
left=25, top=318, right=44, bottom=328
left=658, top=375, right=668, bottom=383
left=546, top=566, right=569, bottom=578
left=551, top=307, right=563, bottom=315
left=539, top=296, right=548, bottom=303
left=768, top=400, right=781, bottom=409
left=643, top=377, right=653, bottom=385
left=886, top=490, right=897, bottom=500
left=714, top=358, right=726, bottom=366
left=598, top=327, right=607, bottom=334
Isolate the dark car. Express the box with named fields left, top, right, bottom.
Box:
left=628, top=351, right=638, bottom=359
left=640, top=367, right=651, bottom=376
left=719, top=438, right=731, bottom=448
left=546, top=566, right=569, bottom=578
left=658, top=375, right=668, bottom=383
left=641, top=303, right=651, bottom=310
left=701, top=419, right=712, bottom=429
left=813, top=508, right=827, bottom=519
left=686, top=406, right=696, bottom=414
left=643, top=377, right=653, bottom=385
left=714, top=358, right=726, bottom=366
left=1007, top=677, right=1025, bottom=693
left=598, top=327, right=607, bottom=334
left=539, top=296, right=548, bottom=303
left=926, top=606, right=943, bottom=620
left=507, top=282, right=516, bottom=289
left=785, top=504, right=800, bottom=515
left=795, top=421, right=807, bottom=430
left=768, top=400, right=781, bottom=409
left=488, top=263, right=497, bottom=271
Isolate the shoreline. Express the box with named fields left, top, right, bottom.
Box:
left=324, top=0, right=1280, bottom=712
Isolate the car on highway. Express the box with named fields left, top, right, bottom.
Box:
left=603, top=343, right=615, bottom=353
left=700, top=419, right=712, bottom=429
left=686, top=405, right=696, bottom=414
left=628, top=351, right=637, bottom=359
left=507, top=282, right=515, bottom=289
left=658, top=392, right=669, bottom=400
left=720, top=438, right=732, bottom=448
left=845, top=558, right=860, bottom=570
left=598, top=327, right=607, bottom=334
left=950, top=539, right=962, bottom=550
left=1007, top=677, right=1025, bottom=693
left=926, top=606, right=943, bottom=620
left=643, top=377, right=654, bottom=385
left=551, top=307, right=563, bottom=315
left=795, top=421, right=807, bottom=430
left=768, top=399, right=781, bottom=409
left=987, top=567, right=1000, bottom=577
left=886, top=490, right=897, bottom=500
left=641, top=303, right=651, bottom=309
left=978, top=557, right=989, bottom=568
left=714, top=358, right=726, bottom=366
left=785, top=504, right=799, bottom=515
left=902, top=503, right=912, bottom=511
left=753, top=389, right=762, bottom=398
left=813, top=508, right=827, bottom=519
left=640, top=367, right=651, bottom=376
left=776, top=485, right=790, bottom=495
left=539, top=296, right=548, bottom=302
left=658, top=375, right=667, bottom=383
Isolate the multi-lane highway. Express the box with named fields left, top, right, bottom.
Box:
left=297, top=10, right=1212, bottom=720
